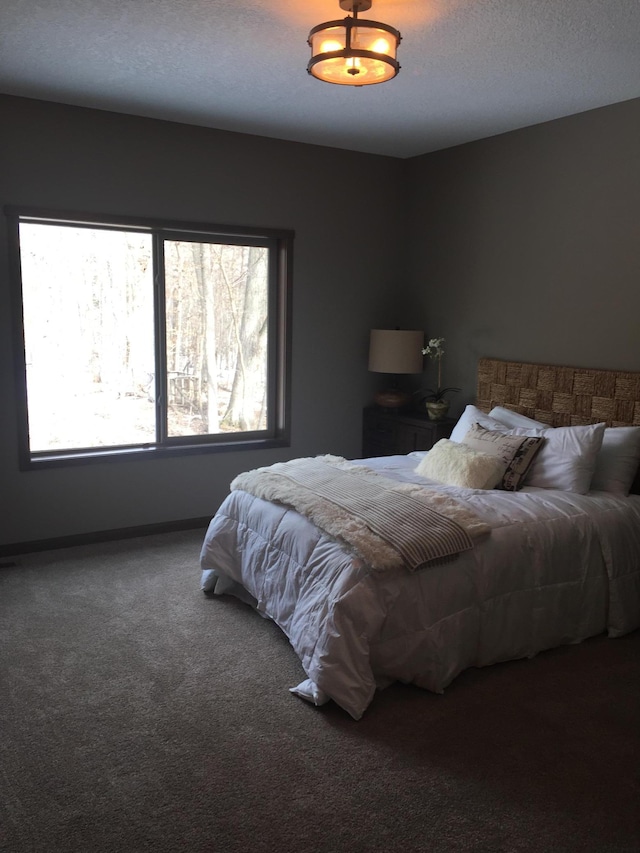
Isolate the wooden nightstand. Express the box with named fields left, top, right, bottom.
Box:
left=362, top=406, right=455, bottom=457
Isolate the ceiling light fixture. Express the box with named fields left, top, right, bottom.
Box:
left=307, top=0, right=401, bottom=87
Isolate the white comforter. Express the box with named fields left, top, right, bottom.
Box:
left=200, top=453, right=640, bottom=720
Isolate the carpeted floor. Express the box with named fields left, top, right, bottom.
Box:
left=1, top=529, right=639, bottom=853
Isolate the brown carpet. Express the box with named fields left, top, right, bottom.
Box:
left=1, top=529, right=639, bottom=853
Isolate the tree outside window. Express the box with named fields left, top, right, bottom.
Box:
left=7, top=209, right=292, bottom=467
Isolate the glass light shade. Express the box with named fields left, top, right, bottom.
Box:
left=308, top=17, right=401, bottom=86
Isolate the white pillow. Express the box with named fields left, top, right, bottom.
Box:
left=416, top=439, right=506, bottom=490
left=590, top=427, right=640, bottom=495
left=488, top=406, right=550, bottom=430
left=508, top=423, right=606, bottom=494
left=449, top=405, right=508, bottom=443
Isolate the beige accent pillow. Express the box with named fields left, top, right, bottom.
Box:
left=461, top=423, right=545, bottom=491
left=416, top=439, right=506, bottom=490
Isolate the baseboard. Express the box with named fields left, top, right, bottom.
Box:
left=0, top=516, right=212, bottom=559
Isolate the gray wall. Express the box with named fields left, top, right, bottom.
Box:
left=407, top=97, right=640, bottom=414
left=2, top=94, right=639, bottom=547
left=0, top=96, right=409, bottom=546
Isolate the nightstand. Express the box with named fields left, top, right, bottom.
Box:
left=362, top=407, right=455, bottom=457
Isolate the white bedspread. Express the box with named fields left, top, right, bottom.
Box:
left=231, top=455, right=489, bottom=570
left=200, top=453, right=640, bottom=720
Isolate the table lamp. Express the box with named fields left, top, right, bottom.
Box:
left=368, top=329, right=423, bottom=408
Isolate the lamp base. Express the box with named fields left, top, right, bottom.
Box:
left=374, top=389, right=409, bottom=408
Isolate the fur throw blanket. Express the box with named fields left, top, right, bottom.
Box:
left=231, top=455, right=489, bottom=571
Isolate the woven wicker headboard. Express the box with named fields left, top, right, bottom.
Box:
left=476, top=358, right=640, bottom=428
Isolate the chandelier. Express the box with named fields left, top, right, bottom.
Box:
left=307, top=0, right=401, bottom=87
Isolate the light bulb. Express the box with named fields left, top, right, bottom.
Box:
left=371, top=38, right=390, bottom=54
left=320, top=39, right=343, bottom=52
left=345, top=56, right=365, bottom=77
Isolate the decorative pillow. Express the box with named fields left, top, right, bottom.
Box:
left=449, top=405, right=508, bottom=443
left=590, top=426, right=640, bottom=495
left=461, top=423, right=545, bottom=491
left=508, top=423, right=606, bottom=494
left=415, top=439, right=506, bottom=490
left=488, top=406, right=550, bottom=430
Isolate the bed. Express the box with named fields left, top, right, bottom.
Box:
left=200, top=359, right=640, bottom=719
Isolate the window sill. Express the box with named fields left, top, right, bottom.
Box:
left=22, top=436, right=290, bottom=470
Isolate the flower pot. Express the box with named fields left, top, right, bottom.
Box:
left=425, top=400, right=450, bottom=421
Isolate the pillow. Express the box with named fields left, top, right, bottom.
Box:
left=449, top=405, right=509, bottom=443
left=415, top=439, right=506, bottom=490
left=590, top=426, right=640, bottom=495
left=508, top=423, right=606, bottom=494
left=460, top=423, right=545, bottom=491
left=488, top=406, right=550, bottom=430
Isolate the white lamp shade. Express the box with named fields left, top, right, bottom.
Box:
left=368, top=329, right=423, bottom=374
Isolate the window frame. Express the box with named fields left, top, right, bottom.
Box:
left=6, top=206, right=293, bottom=470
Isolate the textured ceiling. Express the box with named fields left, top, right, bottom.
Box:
left=1, top=0, right=639, bottom=158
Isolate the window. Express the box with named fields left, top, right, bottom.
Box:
left=6, top=208, right=292, bottom=468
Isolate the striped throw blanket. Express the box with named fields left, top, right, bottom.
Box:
left=231, top=456, right=489, bottom=572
